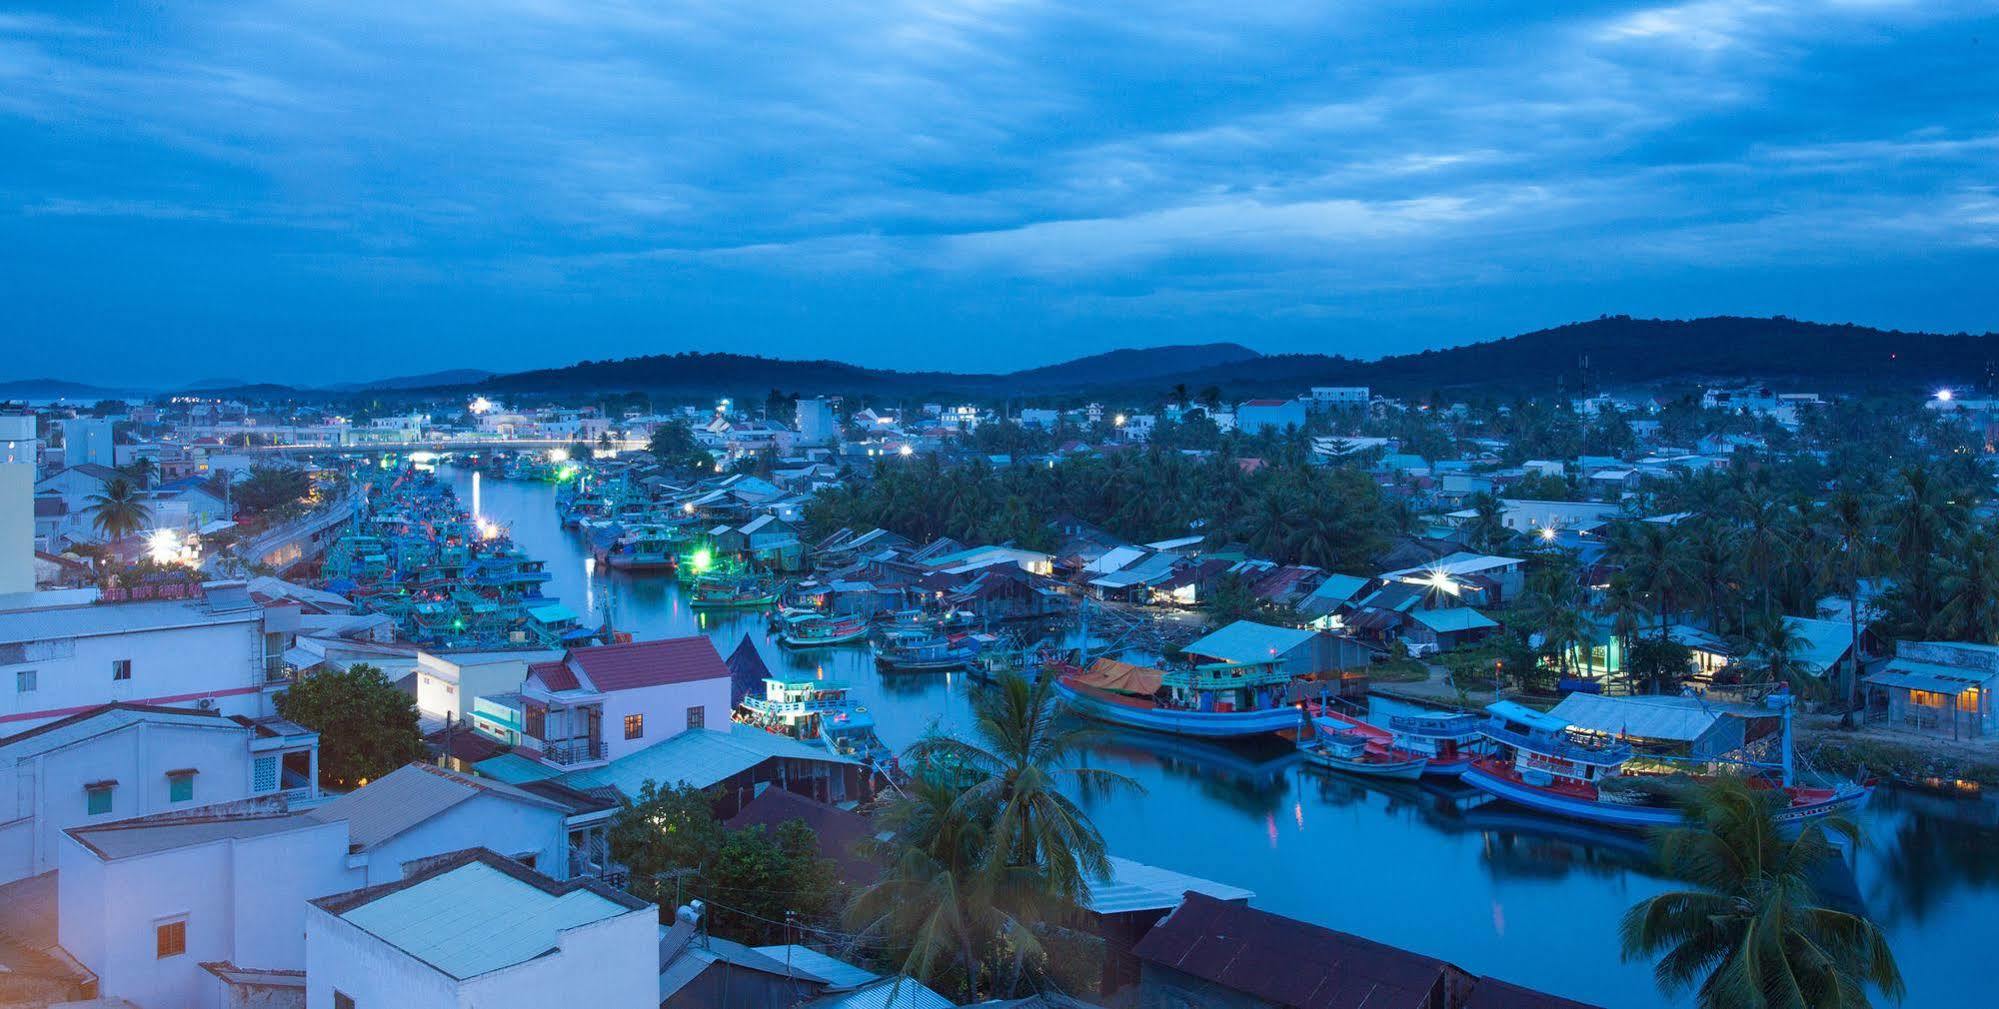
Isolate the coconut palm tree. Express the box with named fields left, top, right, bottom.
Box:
left=853, top=673, right=1140, bottom=998
left=1817, top=488, right=1879, bottom=710
left=1735, top=611, right=1816, bottom=698
left=1622, top=778, right=1902, bottom=1009
left=119, top=456, right=157, bottom=490
left=86, top=477, right=151, bottom=542
left=1937, top=526, right=1999, bottom=644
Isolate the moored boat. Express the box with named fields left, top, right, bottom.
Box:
left=687, top=575, right=780, bottom=609
left=1313, top=705, right=1486, bottom=777
left=776, top=612, right=871, bottom=648
left=875, top=629, right=988, bottom=672
left=1298, top=730, right=1428, bottom=780
left=1460, top=695, right=1871, bottom=830
left=734, top=676, right=892, bottom=768
left=1050, top=655, right=1302, bottom=738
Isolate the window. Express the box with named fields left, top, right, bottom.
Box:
left=112, top=659, right=132, bottom=681
left=85, top=783, right=113, bottom=816
left=623, top=713, right=644, bottom=740
left=14, top=669, right=33, bottom=693
left=168, top=771, right=195, bottom=804
left=252, top=755, right=278, bottom=793
left=334, top=992, right=356, bottom=1009
left=155, top=918, right=186, bottom=958
left=686, top=705, right=705, bottom=730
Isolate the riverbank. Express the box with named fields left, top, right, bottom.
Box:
left=1798, top=717, right=1999, bottom=788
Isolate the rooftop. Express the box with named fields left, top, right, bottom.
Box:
left=314, top=849, right=648, bottom=981
left=528, top=635, right=731, bottom=693
left=558, top=727, right=857, bottom=797
left=307, top=763, right=568, bottom=850
left=66, top=807, right=322, bottom=861
left=0, top=592, right=262, bottom=646
left=1183, top=620, right=1318, bottom=665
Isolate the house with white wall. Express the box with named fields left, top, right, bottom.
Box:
left=1, top=581, right=287, bottom=735
left=411, top=647, right=560, bottom=727
left=56, top=763, right=574, bottom=1009
left=483, top=637, right=734, bottom=771
left=0, top=702, right=319, bottom=884
left=304, top=848, right=655, bottom=1009
left=303, top=763, right=571, bottom=884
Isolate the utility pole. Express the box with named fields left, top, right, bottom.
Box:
left=654, top=867, right=697, bottom=911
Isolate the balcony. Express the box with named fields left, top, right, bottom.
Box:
left=541, top=738, right=607, bottom=766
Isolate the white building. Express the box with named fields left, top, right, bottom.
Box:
left=60, top=416, right=119, bottom=469
left=0, top=702, right=319, bottom=884
left=484, top=637, right=734, bottom=770
left=1308, top=386, right=1370, bottom=410
left=412, top=648, right=561, bottom=727
left=60, top=802, right=359, bottom=1009
left=57, top=763, right=578, bottom=1009
left=795, top=397, right=839, bottom=446
left=1235, top=398, right=1307, bottom=434
left=305, top=762, right=572, bottom=884
left=1, top=581, right=291, bottom=735
left=305, top=849, right=655, bottom=1009
left=0, top=412, right=34, bottom=595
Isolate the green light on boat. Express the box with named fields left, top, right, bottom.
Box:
left=690, top=549, right=713, bottom=574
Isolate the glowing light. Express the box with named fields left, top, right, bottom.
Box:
left=1539, top=526, right=1558, bottom=542
left=148, top=528, right=184, bottom=565
left=690, top=549, right=714, bottom=574
left=469, top=396, right=494, bottom=414
left=898, top=444, right=913, bottom=457
left=1114, top=413, right=1127, bottom=427
left=547, top=449, right=569, bottom=463
left=683, top=502, right=695, bottom=514
left=1937, top=388, right=1955, bottom=402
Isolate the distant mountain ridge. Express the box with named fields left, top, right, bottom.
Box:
left=8, top=317, right=1995, bottom=403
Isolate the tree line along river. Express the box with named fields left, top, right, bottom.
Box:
left=447, top=465, right=1995, bottom=1009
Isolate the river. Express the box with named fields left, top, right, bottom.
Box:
left=451, top=466, right=1994, bottom=1008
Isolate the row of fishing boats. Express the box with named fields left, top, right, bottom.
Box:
left=1048, top=656, right=1871, bottom=831
left=770, top=608, right=999, bottom=672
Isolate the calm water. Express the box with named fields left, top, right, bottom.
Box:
left=452, top=467, right=1994, bottom=1008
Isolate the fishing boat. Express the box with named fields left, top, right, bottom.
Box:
left=603, top=525, right=680, bottom=573
left=1298, top=730, right=1428, bottom=780
left=1312, top=704, right=1486, bottom=777
left=687, top=575, right=780, bottom=609
left=1460, top=695, right=1871, bottom=830
left=1050, top=656, right=1302, bottom=738
left=776, top=612, right=871, bottom=648
left=734, top=676, right=893, bottom=766
left=875, top=629, right=988, bottom=672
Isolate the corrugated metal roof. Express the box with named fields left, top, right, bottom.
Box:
left=1409, top=607, right=1497, bottom=633
left=749, top=946, right=880, bottom=991
left=559, top=727, right=856, bottom=797
left=0, top=703, right=233, bottom=754
left=798, top=977, right=956, bottom=1009
left=1547, top=694, right=1762, bottom=743
left=1085, top=855, right=1254, bottom=915
left=308, top=764, right=566, bottom=849
left=1183, top=620, right=1317, bottom=665
left=338, top=859, right=633, bottom=980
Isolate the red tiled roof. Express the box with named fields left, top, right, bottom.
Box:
left=540, top=636, right=731, bottom=693
left=527, top=660, right=580, bottom=692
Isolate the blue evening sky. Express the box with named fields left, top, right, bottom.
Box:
left=4, top=2, right=1997, bottom=386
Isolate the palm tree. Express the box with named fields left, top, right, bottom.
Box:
left=1622, top=778, right=1903, bottom=1009
left=852, top=673, right=1140, bottom=997
left=1817, top=489, right=1878, bottom=710
left=1460, top=491, right=1509, bottom=553
left=119, top=456, right=157, bottom=490
left=1617, top=520, right=1697, bottom=651
left=86, top=477, right=152, bottom=542
left=1936, top=526, right=1999, bottom=643
left=1735, top=611, right=1815, bottom=698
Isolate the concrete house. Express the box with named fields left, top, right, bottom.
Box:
left=493, top=636, right=735, bottom=770
left=305, top=849, right=655, bottom=1009
left=0, top=702, right=319, bottom=885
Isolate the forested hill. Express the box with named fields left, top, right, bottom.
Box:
left=466, top=316, right=1996, bottom=399
left=1168, top=316, right=1997, bottom=395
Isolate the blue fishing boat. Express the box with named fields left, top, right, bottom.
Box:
left=1051, top=656, right=1302, bottom=738
left=1460, top=695, right=1871, bottom=830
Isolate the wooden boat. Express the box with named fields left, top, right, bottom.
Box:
left=1313, top=705, right=1485, bottom=777
left=734, top=676, right=892, bottom=767
left=687, top=575, right=780, bottom=609
left=603, top=525, right=680, bottom=573
left=776, top=613, right=870, bottom=648
left=1298, top=731, right=1428, bottom=780
left=1050, top=657, right=1303, bottom=738
left=1460, top=697, right=1871, bottom=830
left=875, top=630, right=987, bottom=672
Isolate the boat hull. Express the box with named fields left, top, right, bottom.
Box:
left=779, top=628, right=870, bottom=648
left=605, top=556, right=676, bottom=573
left=1055, top=680, right=1300, bottom=738
left=1461, top=764, right=1872, bottom=830
left=1300, top=746, right=1427, bottom=780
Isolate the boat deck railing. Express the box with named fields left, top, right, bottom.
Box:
left=1480, top=721, right=1633, bottom=766
left=1388, top=713, right=1484, bottom=739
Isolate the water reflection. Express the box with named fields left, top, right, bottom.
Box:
left=443, top=465, right=1994, bottom=1009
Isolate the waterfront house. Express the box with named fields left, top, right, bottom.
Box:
left=496, top=636, right=735, bottom=770
left=1183, top=621, right=1368, bottom=678
left=1405, top=606, right=1500, bottom=653
left=304, top=762, right=572, bottom=883
left=1863, top=640, right=1998, bottom=739
left=306, top=849, right=655, bottom=1009
left=0, top=702, right=319, bottom=885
